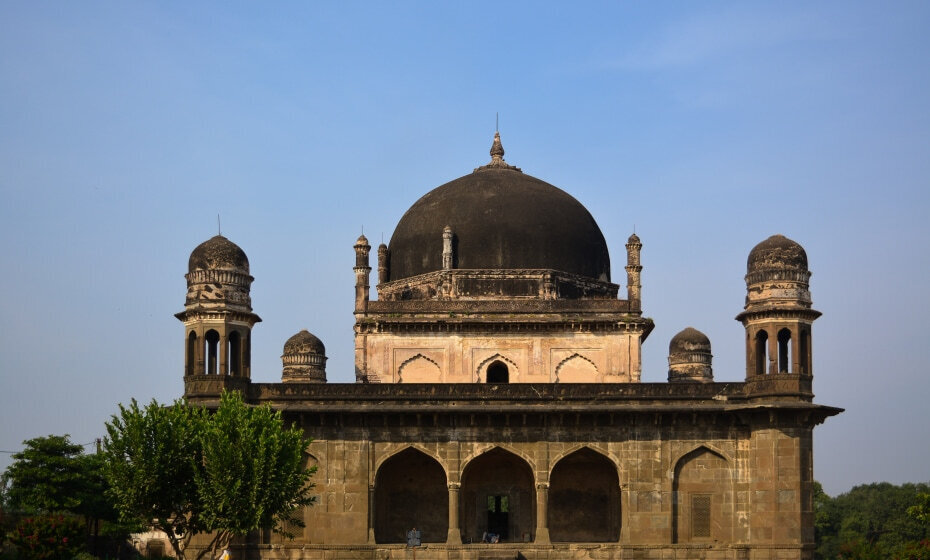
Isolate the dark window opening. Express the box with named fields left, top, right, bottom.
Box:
left=487, top=361, right=509, bottom=383
left=205, top=329, right=220, bottom=375
left=486, top=495, right=509, bottom=540
left=186, top=332, right=197, bottom=376
left=778, top=328, right=792, bottom=373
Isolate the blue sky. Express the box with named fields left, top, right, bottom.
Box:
left=1, top=2, right=928, bottom=496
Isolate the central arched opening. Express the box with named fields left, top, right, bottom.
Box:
left=374, top=448, right=448, bottom=544
left=204, top=329, right=220, bottom=375
left=778, top=328, right=792, bottom=373
left=460, top=448, right=534, bottom=542
left=548, top=448, right=620, bottom=542
left=486, top=361, right=509, bottom=383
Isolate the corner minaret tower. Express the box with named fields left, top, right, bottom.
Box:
left=736, top=234, right=821, bottom=380
left=354, top=234, right=371, bottom=313
left=625, top=233, right=642, bottom=311
left=176, top=235, right=261, bottom=393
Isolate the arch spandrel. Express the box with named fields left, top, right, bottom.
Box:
left=373, top=443, right=449, bottom=479
left=459, top=444, right=537, bottom=477
left=669, top=443, right=734, bottom=478
left=547, top=444, right=619, bottom=479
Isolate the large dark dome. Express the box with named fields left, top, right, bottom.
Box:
left=387, top=167, right=611, bottom=282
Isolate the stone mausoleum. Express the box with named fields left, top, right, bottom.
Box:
left=177, top=133, right=841, bottom=560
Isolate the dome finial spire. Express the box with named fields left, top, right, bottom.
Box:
left=475, top=130, right=521, bottom=172
left=490, top=131, right=505, bottom=163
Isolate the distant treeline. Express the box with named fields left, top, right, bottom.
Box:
left=815, top=481, right=930, bottom=559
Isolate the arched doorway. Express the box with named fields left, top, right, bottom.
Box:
left=374, top=448, right=448, bottom=544
left=548, top=448, right=620, bottom=542
left=672, top=447, right=734, bottom=543
left=460, top=448, right=534, bottom=542
left=487, top=361, right=509, bottom=383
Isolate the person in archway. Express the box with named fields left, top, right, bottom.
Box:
left=406, top=527, right=421, bottom=548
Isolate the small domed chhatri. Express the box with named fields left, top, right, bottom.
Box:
left=282, top=329, right=327, bottom=383
left=747, top=234, right=808, bottom=273
left=667, top=327, right=713, bottom=383
left=284, top=329, right=326, bottom=355
left=176, top=234, right=260, bottom=381
left=188, top=235, right=250, bottom=273
left=669, top=327, right=711, bottom=353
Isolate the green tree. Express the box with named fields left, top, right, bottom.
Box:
left=102, top=391, right=315, bottom=560
left=908, top=493, right=930, bottom=526
left=814, top=482, right=930, bottom=559
left=1, top=435, right=86, bottom=514
left=194, top=391, right=314, bottom=556
left=1, top=435, right=126, bottom=558
left=102, top=398, right=205, bottom=560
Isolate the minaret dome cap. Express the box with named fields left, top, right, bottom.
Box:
left=188, top=235, right=249, bottom=273
left=747, top=234, right=808, bottom=274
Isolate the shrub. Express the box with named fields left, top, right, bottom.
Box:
left=6, top=515, right=84, bottom=560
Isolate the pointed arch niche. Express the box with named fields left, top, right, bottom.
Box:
left=554, top=353, right=598, bottom=382
left=672, top=447, right=734, bottom=544
left=548, top=447, right=620, bottom=542
left=460, top=448, right=535, bottom=543
left=374, top=448, right=448, bottom=543
left=397, top=354, right=441, bottom=383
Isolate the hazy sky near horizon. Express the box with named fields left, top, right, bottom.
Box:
left=1, top=2, right=928, bottom=497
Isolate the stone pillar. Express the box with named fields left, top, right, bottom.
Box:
left=768, top=333, right=778, bottom=374
left=447, top=482, right=462, bottom=544
left=368, top=484, right=376, bottom=543
left=442, top=226, right=453, bottom=270
left=196, top=329, right=205, bottom=375
left=219, top=332, right=228, bottom=376
left=535, top=482, right=550, bottom=544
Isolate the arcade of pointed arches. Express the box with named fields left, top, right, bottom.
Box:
left=370, top=444, right=733, bottom=544
left=184, top=327, right=251, bottom=377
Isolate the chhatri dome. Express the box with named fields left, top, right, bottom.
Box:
left=188, top=234, right=250, bottom=273
left=747, top=234, right=808, bottom=273
left=386, top=132, right=611, bottom=283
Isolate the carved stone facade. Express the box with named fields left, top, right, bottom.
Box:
left=178, top=136, right=840, bottom=560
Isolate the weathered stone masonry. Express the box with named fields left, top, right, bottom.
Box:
left=177, top=135, right=840, bottom=560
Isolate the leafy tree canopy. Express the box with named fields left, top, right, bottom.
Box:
left=102, top=391, right=315, bottom=560
left=2, top=435, right=88, bottom=515
left=815, top=481, right=930, bottom=559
